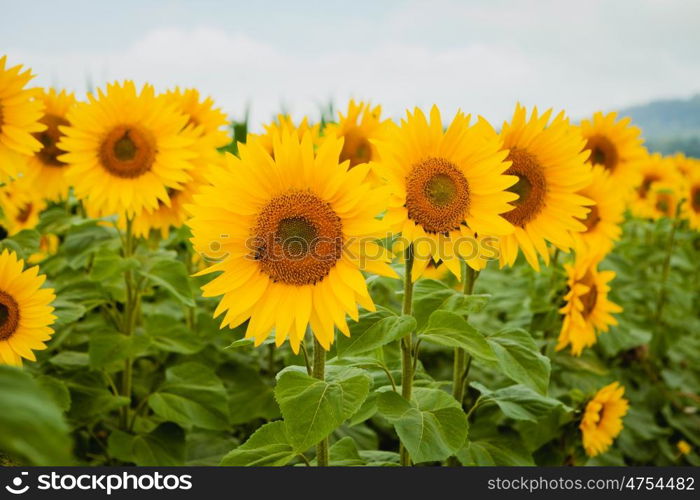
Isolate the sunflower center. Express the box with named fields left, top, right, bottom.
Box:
left=503, top=148, right=547, bottom=227
left=583, top=205, right=601, bottom=232
left=405, top=157, right=469, bottom=234
left=340, top=132, right=372, bottom=168
left=692, top=187, right=700, bottom=213
left=0, top=290, right=20, bottom=341
left=655, top=193, right=673, bottom=217
left=252, top=190, right=343, bottom=286
left=637, top=175, right=659, bottom=199
left=99, top=125, right=156, bottom=179
left=586, top=135, right=619, bottom=172
left=0, top=225, right=7, bottom=240
left=17, top=203, right=32, bottom=224
left=580, top=271, right=598, bottom=317
left=34, top=114, right=69, bottom=167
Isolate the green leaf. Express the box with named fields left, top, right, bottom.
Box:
left=108, top=423, right=185, bottom=466
left=0, top=366, right=73, bottom=465
left=485, top=329, right=551, bottom=394
left=89, top=331, right=132, bottom=368
left=377, top=388, right=468, bottom=463
left=220, top=421, right=296, bottom=466
left=148, top=362, right=229, bottom=431
left=226, top=365, right=280, bottom=425
left=139, top=259, right=195, bottom=307
left=336, top=307, right=415, bottom=357
left=66, top=373, right=130, bottom=422
left=145, top=315, right=204, bottom=354
left=35, top=375, right=71, bottom=412
left=457, top=439, right=534, bottom=466
left=471, top=382, right=568, bottom=422
left=0, top=229, right=40, bottom=259
left=63, top=221, right=116, bottom=268
left=413, top=279, right=490, bottom=330
left=49, top=351, right=90, bottom=369
left=420, top=310, right=496, bottom=361
left=328, top=437, right=364, bottom=466
left=89, top=248, right=138, bottom=282
left=275, top=366, right=371, bottom=452
left=186, top=431, right=239, bottom=466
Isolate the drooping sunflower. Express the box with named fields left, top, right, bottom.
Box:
left=248, top=114, right=320, bottom=157
left=0, top=249, right=56, bottom=366
left=497, top=104, right=593, bottom=271
left=374, top=106, right=516, bottom=279
left=58, top=81, right=197, bottom=218
left=23, top=88, right=76, bottom=201
left=187, top=132, right=397, bottom=352
left=572, top=166, right=624, bottom=258
left=557, top=255, right=622, bottom=356
left=683, top=167, right=700, bottom=229
left=323, top=100, right=390, bottom=169
left=629, top=153, right=680, bottom=219
left=580, top=381, right=629, bottom=457
left=0, top=177, right=47, bottom=235
left=131, top=88, right=229, bottom=238
left=0, top=55, right=46, bottom=180
left=579, top=111, right=646, bottom=190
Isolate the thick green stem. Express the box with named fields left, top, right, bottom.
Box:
left=400, top=247, right=415, bottom=466
left=120, top=218, right=138, bottom=430
left=312, top=337, right=329, bottom=467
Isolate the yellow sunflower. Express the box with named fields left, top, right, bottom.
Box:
left=629, top=153, right=680, bottom=219
left=580, top=381, right=629, bottom=457
left=573, top=166, right=624, bottom=258
left=683, top=167, right=700, bottom=229
left=557, top=255, right=622, bottom=356
left=0, top=55, right=45, bottom=180
left=422, top=259, right=450, bottom=281
left=497, top=104, right=593, bottom=271
left=579, top=111, right=646, bottom=190
left=28, top=234, right=60, bottom=265
left=248, top=114, right=320, bottom=157
left=22, top=88, right=76, bottom=201
left=0, top=177, right=47, bottom=235
left=374, top=106, right=516, bottom=279
left=673, top=153, right=699, bottom=177
left=131, top=88, right=229, bottom=238
left=58, top=81, right=197, bottom=218
left=324, top=100, right=390, bottom=168
left=648, top=182, right=681, bottom=220
left=0, top=249, right=56, bottom=366
left=187, top=131, right=396, bottom=352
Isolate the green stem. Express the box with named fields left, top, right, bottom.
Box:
left=400, top=246, right=415, bottom=466
left=655, top=204, right=683, bottom=325
left=312, top=337, right=329, bottom=467
left=120, top=217, right=138, bottom=430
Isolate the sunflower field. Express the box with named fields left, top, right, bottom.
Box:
left=0, top=54, right=698, bottom=468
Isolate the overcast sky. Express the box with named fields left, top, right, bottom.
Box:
left=3, top=0, right=699, bottom=130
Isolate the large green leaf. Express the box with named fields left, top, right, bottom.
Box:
left=220, top=421, right=296, bottom=466
left=0, top=366, right=73, bottom=465
left=275, top=366, right=371, bottom=452
left=336, top=307, right=415, bottom=357
left=377, top=388, right=468, bottom=463
left=457, top=438, right=534, bottom=466
left=420, top=310, right=496, bottom=361
left=148, top=362, right=229, bottom=431
left=471, top=382, right=569, bottom=422
left=485, top=329, right=551, bottom=394
left=139, top=258, right=195, bottom=307
left=226, top=364, right=280, bottom=425
left=145, top=314, right=204, bottom=354
left=412, top=279, right=490, bottom=330
left=108, top=423, right=185, bottom=466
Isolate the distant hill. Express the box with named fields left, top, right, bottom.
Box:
left=618, top=94, right=700, bottom=157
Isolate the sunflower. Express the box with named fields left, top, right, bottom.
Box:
left=557, top=255, right=622, bottom=356
left=497, top=104, right=593, bottom=271
left=131, top=88, right=229, bottom=238
left=683, top=167, right=700, bottom=229
left=648, top=183, right=681, bottom=220
left=0, top=55, right=45, bottom=180
left=580, top=381, right=629, bottom=457
left=0, top=177, right=47, bottom=235
left=572, top=166, right=624, bottom=258
left=673, top=153, right=699, bottom=177
left=629, top=153, right=679, bottom=219
left=22, top=88, right=76, bottom=201
left=187, top=131, right=396, bottom=352
left=0, top=249, right=56, bottom=366
left=374, top=106, right=516, bottom=279
left=58, top=81, right=197, bottom=218
left=248, top=115, right=320, bottom=157
left=28, top=234, right=60, bottom=265
left=323, top=100, right=390, bottom=169
left=579, top=111, right=646, bottom=190
left=422, top=259, right=450, bottom=281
